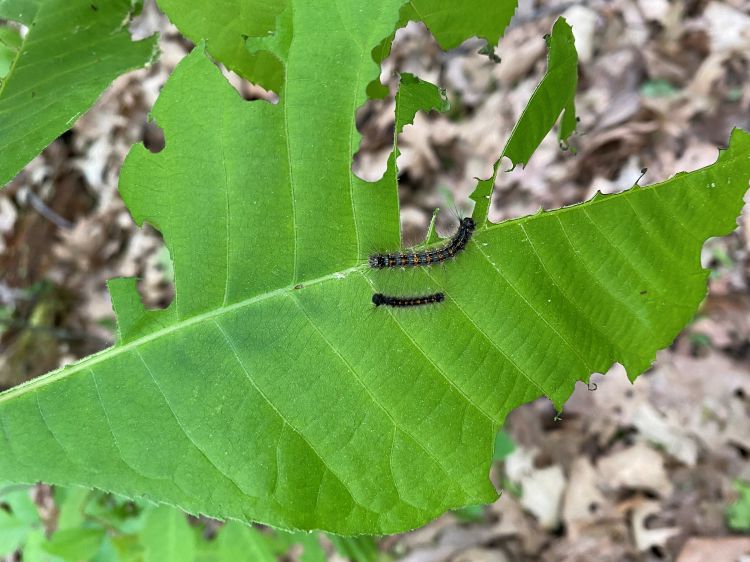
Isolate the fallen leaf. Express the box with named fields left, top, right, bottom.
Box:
left=676, top=537, right=750, bottom=562
left=598, top=443, right=673, bottom=497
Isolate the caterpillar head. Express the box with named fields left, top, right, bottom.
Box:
left=461, top=217, right=476, bottom=231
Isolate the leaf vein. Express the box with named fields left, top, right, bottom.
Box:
left=134, top=348, right=251, bottom=502
left=473, top=241, right=593, bottom=374
left=211, top=317, right=366, bottom=516
left=291, top=293, right=461, bottom=503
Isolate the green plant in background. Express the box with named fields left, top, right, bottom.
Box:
left=1, top=0, right=750, bottom=547
left=2, top=484, right=334, bottom=561
left=727, top=480, right=750, bottom=531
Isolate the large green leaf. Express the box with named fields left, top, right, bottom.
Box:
left=1, top=1, right=750, bottom=537
left=0, top=0, right=157, bottom=188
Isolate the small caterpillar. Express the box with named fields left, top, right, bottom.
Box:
left=372, top=292, right=445, bottom=308
left=369, top=217, right=476, bottom=269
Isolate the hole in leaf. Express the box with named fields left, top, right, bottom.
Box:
left=220, top=66, right=279, bottom=104
left=351, top=21, right=494, bottom=243
left=143, top=121, right=165, bottom=153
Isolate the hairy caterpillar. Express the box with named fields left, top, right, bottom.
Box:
left=371, top=292, right=445, bottom=308
left=369, top=217, right=476, bottom=269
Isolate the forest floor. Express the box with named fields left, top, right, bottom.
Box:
left=1, top=0, right=749, bottom=561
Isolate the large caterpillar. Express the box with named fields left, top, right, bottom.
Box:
left=372, top=292, right=445, bottom=308
left=369, top=217, right=476, bottom=269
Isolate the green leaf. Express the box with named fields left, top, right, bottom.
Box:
left=155, top=0, right=515, bottom=96
left=298, top=534, right=327, bottom=562
left=140, top=505, right=195, bottom=562
left=42, top=528, right=106, bottom=562
left=471, top=17, right=577, bottom=226
left=23, top=530, right=65, bottom=562
left=155, top=0, right=286, bottom=92
left=641, top=79, right=678, bottom=98
left=0, top=0, right=157, bottom=188
left=90, top=537, right=122, bottom=562
left=451, top=504, right=484, bottom=522
left=107, top=534, right=143, bottom=562
left=217, top=522, right=276, bottom=562
left=404, top=0, right=517, bottom=50
left=199, top=523, right=276, bottom=562
left=54, top=487, right=89, bottom=530
left=0, top=510, right=29, bottom=555
left=1, top=2, right=750, bottom=538
left=369, top=0, right=517, bottom=97
left=0, top=484, right=38, bottom=555
left=329, top=535, right=380, bottom=562
left=1, top=484, right=39, bottom=525
left=493, top=431, right=514, bottom=461
left=501, top=17, right=577, bottom=169
left=727, top=480, right=750, bottom=531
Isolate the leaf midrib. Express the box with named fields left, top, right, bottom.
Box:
left=0, top=165, right=727, bottom=405
left=0, top=264, right=362, bottom=403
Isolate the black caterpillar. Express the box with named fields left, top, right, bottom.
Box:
left=369, top=217, right=476, bottom=269
left=372, top=292, right=445, bottom=308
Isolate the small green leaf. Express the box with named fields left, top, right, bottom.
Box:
left=298, top=534, right=327, bottom=562
left=108, top=534, right=144, bottom=562
left=451, top=504, right=484, bottom=522
left=329, top=534, right=380, bottom=562
left=90, top=537, right=121, bottom=562
left=727, top=480, right=750, bottom=531
left=493, top=431, right=515, bottom=461
left=502, top=17, right=578, bottom=169
left=0, top=510, right=29, bottom=555
left=0, top=0, right=157, bottom=188
left=471, top=17, right=577, bottom=225
left=215, top=523, right=276, bottom=562
left=395, top=73, right=449, bottom=131
left=140, top=506, right=195, bottom=562
left=54, top=487, right=89, bottom=530
left=42, top=528, right=106, bottom=562
left=1, top=485, right=38, bottom=525
left=0, top=484, right=37, bottom=555
left=406, top=0, right=517, bottom=50
left=22, top=529, right=65, bottom=562
left=640, top=79, right=678, bottom=98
